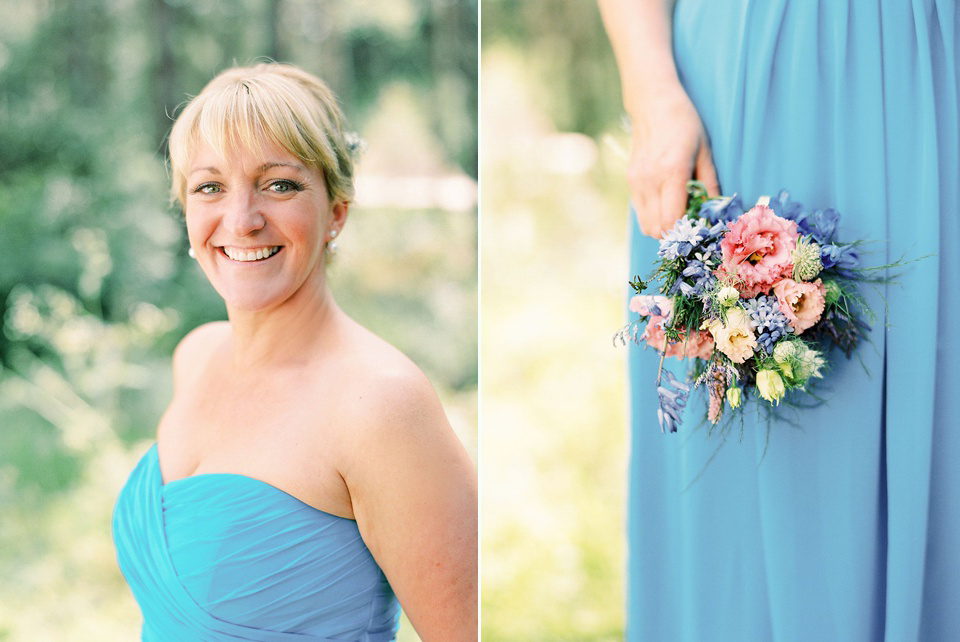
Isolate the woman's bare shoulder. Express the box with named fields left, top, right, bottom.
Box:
left=171, top=321, right=230, bottom=391
left=332, top=319, right=471, bottom=476
left=335, top=321, right=443, bottom=425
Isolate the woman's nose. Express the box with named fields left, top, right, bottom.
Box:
left=223, top=190, right=266, bottom=237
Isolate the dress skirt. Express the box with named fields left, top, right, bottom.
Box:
left=626, top=2, right=959, bottom=640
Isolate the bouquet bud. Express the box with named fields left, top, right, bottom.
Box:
left=756, top=370, right=786, bottom=404
left=792, top=237, right=823, bottom=281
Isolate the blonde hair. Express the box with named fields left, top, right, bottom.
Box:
left=168, top=63, right=355, bottom=209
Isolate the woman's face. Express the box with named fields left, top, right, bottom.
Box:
left=183, top=140, right=344, bottom=313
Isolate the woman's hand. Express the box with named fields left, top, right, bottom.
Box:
left=597, top=0, right=720, bottom=238
left=627, top=83, right=719, bottom=238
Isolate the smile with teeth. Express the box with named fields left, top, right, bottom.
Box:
left=222, top=246, right=282, bottom=262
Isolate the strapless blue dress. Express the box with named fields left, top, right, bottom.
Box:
left=113, top=444, right=400, bottom=641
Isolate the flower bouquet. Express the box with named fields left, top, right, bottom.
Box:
left=616, top=181, right=884, bottom=433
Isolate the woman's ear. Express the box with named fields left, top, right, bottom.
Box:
left=328, top=200, right=349, bottom=240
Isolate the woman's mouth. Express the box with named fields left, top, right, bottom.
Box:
left=221, top=246, right=282, bottom=262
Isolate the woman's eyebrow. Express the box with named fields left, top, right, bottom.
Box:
left=188, top=162, right=306, bottom=176
left=259, top=162, right=306, bottom=173
left=189, top=166, right=221, bottom=176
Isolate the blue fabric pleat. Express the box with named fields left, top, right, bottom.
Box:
left=113, top=444, right=400, bottom=641
left=626, top=1, right=960, bottom=640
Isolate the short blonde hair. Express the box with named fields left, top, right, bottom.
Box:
left=168, top=63, right=355, bottom=209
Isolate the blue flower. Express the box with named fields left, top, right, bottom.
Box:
left=680, top=259, right=717, bottom=296
left=743, top=295, right=795, bottom=353
left=667, top=258, right=717, bottom=297
left=798, top=208, right=841, bottom=245
left=698, top=195, right=744, bottom=225
left=658, top=218, right=710, bottom=260
left=768, top=189, right=804, bottom=222
left=657, top=370, right=690, bottom=433
left=820, top=243, right=860, bottom=277
left=707, top=221, right=729, bottom=238
left=687, top=225, right=725, bottom=269
left=695, top=244, right=720, bottom=267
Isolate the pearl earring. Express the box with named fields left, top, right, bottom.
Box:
left=327, top=229, right=339, bottom=255
left=188, top=247, right=196, bottom=259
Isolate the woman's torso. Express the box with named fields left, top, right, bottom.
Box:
left=114, top=320, right=405, bottom=640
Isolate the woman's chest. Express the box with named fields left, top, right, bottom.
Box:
left=156, top=374, right=355, bottom=518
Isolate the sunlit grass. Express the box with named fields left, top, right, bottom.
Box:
left=480, top=45, right=629, bottom=640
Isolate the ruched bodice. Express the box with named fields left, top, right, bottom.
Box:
left=113, top=444, right=400, bottom=641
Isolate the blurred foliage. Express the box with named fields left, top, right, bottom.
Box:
left=480, top=1, right=632, bottom=640
left=335, top=208, right=478, bottom=391
left=481, top=0, right=622, bottom=138
left=0, top=0, right=476, bottom=639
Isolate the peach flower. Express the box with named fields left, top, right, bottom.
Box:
left=703, top=307, right=758, bottom=364
left=772, top=278, right=827, bottom=334
left=718, top=205, right=799, bottom=298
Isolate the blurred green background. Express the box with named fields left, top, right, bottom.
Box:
left=0, top=1, right=476, bottom=640
left=480, top=2, right=632, bottom=640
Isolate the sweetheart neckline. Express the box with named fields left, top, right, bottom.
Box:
left=150, top=444, right=355, bottom=522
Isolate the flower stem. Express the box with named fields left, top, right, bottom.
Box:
left=656, top=337, right=667, bottom=385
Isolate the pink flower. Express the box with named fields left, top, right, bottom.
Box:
left=644, top=322, right=714, bottom=360
left=773, top=278, right=827, bottom=334
left=630, top=295, right=673, bottom=319
left=718, top=205, right=799, bottom=298
left=674, top=329, right=714, bottom=360
left=633, top=295, right=713, bottom=360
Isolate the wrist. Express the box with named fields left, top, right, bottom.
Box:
left=624, top=64, right=684, bottom=110
left=624, top=79, right=692, bottom=138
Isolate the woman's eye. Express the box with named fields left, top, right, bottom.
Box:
left=194, top=183, right=221, bottom=195
left=268, top=180, right=302, bottom=193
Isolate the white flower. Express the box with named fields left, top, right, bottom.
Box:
left=798, top=346, right=825, bottom=379
left=717, top=286, right=740, bottom=307
left=773, top=341, right=798, bottom=364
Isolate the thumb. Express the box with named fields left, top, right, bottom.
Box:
left=695, top=141, right=721, bottom=197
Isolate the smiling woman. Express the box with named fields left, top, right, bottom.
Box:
left=111, top=63, right=478, bottom=642
left=183, top=141, right=342, bottom=312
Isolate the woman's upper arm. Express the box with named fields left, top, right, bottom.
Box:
left=344, top=368, right=478, bottom=642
